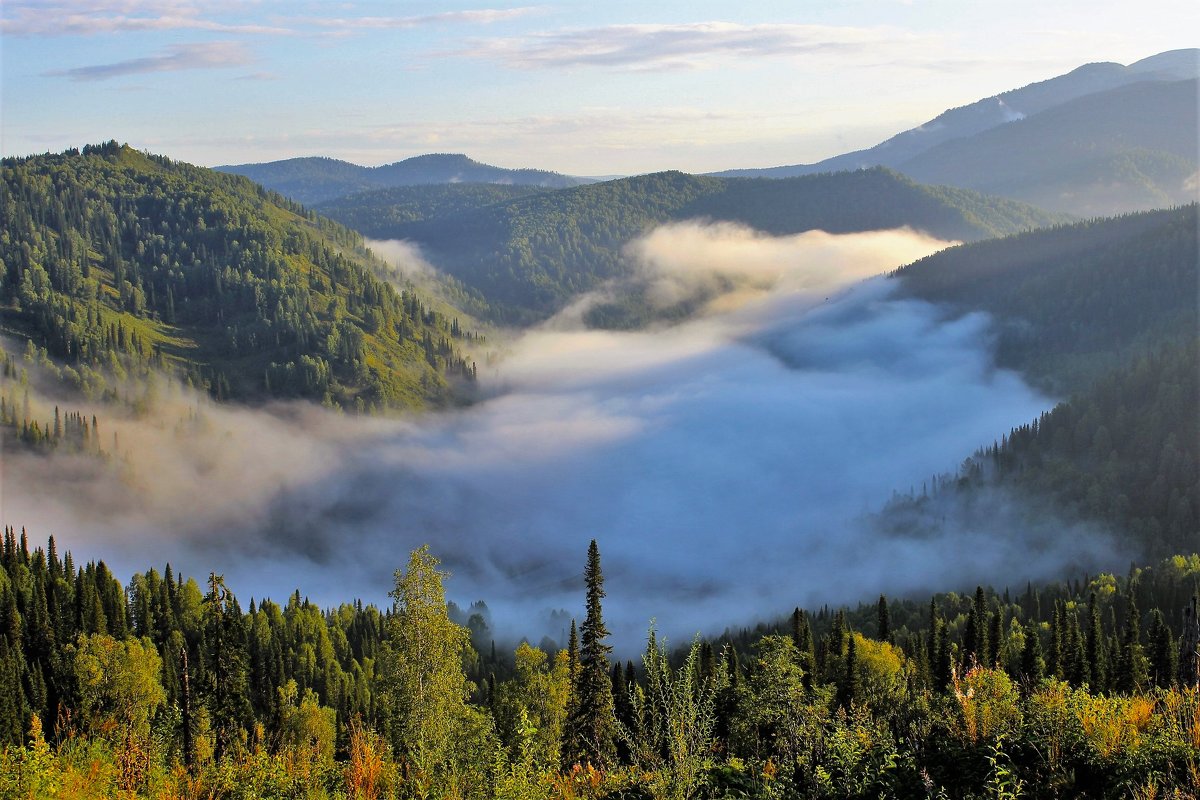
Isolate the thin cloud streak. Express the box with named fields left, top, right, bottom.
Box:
left=454, top=22, right=934, bottom=71
left=306, top=8, right=542, bottom=32
left=44, top=41, right=253, bottom=82
left=0, top=1, right=290, bottom=36
left=1, top=1, right=540, bottom=37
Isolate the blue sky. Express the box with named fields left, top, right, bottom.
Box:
left=2, top=1, right=1195, bottom=175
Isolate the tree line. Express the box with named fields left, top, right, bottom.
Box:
left=1, top=530, right=1197, bottom=798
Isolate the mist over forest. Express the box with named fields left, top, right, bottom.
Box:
left=2, top=224, right=1130, bottom=645
left=1, top=41, right=1197, bottom=798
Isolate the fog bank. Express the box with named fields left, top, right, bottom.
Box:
left=2, top=226, right=1126, bottom=646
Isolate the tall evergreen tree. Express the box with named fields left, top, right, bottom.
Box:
left=1115, top=598, right=1149, bottom=694
left=1146, top=610, right=1176, bottom=689
left=1086, top=595, right=1108, bottom=692
left=876, top=595, right=891, bottom=643
left=202, top=573, right=253, bottom=760
left=1019, top=620, right=1044, bottom=685
left=564, top=540, right=617, bottom=769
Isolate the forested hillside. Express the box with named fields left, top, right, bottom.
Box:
left=896, top=204, right=1199, bottom=392
left=313, top=183, right=551, bottom=240
left=321, top=167, right=1067, bottom=323
left=891, top=205, right=1198, bottom=560
left=0, top=142, right=478, bottom=412
left=0, top=531, right=1196, bottom=798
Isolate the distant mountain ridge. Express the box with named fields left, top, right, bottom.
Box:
left=711, top=49, right=1199, bottom=215
left=319, top=167, right=1069, bottom=323
left=899, top=78, right=1198, bottom=216
left=216, top=153, right=586, bottom=205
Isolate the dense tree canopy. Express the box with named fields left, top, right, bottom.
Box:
left=0, top=143, right=478, bottom=411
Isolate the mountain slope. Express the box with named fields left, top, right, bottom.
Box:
left=314, top=183, right=552, bottom=240
left=322, top=167, right=1068, bottom=323
left=895, top=204, right=1199, bottom=391
left=217, top=153, right=584, bottom=205
left=1, top=142, right=478, bottom=410
left=710, top=50, right=1199, bottom=215
left=900, top=79, right=1199, bottom=215
left=891, top=204, right=1199, bottom=557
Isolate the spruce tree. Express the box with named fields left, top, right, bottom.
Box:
left=564, top=540, right=617, bottom=768
left=1115, top=598, right=1149, bottom=694
left=1086, top=595, right=1108, bottom=692
left=1146, top=610, right=1176, bottom=689
left=202, top=573, right=253, bottom=760
left=1019, top=619, right=1044, bottom=684
left=838, top=633, right=860, bottom=710
left=876, top=595, right=891, bottom=643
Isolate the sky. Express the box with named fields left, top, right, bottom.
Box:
left=1, top=1, right=1195, bottom=175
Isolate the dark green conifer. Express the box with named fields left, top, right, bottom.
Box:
left=564, top=541, right=617, bottom=768
left=876, top=595, right=891, bottom=642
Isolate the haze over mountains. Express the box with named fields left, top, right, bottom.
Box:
left=217, top=153, right=586, bottom=206
left=320, top=168, right=1066, bottom=323
left=220, top=50, right=1198, bottom=220
left=713, top=49, right=1199, bottom=216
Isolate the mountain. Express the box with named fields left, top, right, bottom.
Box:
left=898, top=79, right=1198, bottom=216
left=1, top=142, right=478, bottom=411
left=316, top=167, right=1069, bottom=323
left=216, top=153, right=585, bottom=205
left=896, top=204, right=1198, bottom=391
left=892, top=205, right=1199, bottom=557
left=314, top=183, right=553, bottom=240
left=711, top=50, right=1199, bottom=215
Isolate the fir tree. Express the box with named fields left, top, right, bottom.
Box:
left=564, top=540, right=617, bottom=768
left=876, top=595, right=891, bottom=643
left=1115, top=598, right=1149, bottom=694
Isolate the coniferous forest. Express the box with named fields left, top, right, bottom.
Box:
left=1, top=143, right=479, bottom=412
left=0, top=529, right=1197, bottom=798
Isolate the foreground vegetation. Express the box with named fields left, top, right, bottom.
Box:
left=1, top=530, right=1196, bottom=799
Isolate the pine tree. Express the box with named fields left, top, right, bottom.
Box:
left=202, top=573, right=253, bottom=760
left=1086, top=595, right=1108, bottom=692
left=791, top=608, right=815, bottom=690
left=837, top=633, right=860, bottom=710
left=564, top=540, right=617, bottom=768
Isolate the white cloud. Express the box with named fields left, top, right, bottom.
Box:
left=44, top=41, right=253, bottom=81
left=1, top=229, right=1125, bottom=646
left=453, top=22, right=933, bottom=71
left=1, top=1, right=540, bottom=37
left=1, top=1, right=290, bottom=36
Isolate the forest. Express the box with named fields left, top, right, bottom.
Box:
left=0, top=530, right=1196, bottom=799
left=317, top=168, right=1068, bottom=323
left=0, top=143, right=479, bottom=412
left=2, top=141, right=1198, bottom=798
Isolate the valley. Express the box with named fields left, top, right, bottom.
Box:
left=1, top=24, right=1197, bottom=798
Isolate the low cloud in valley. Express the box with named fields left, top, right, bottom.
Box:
left=1, top=225, right=1126, bottom=647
